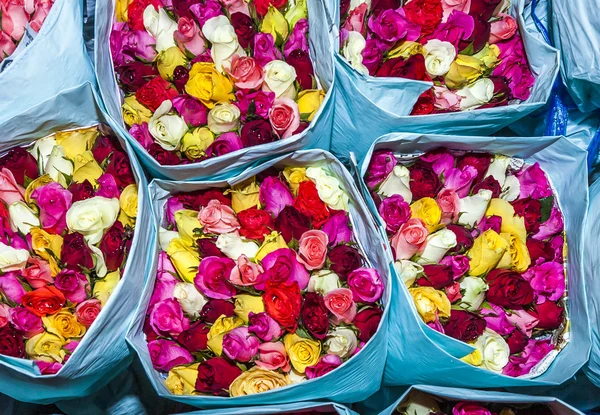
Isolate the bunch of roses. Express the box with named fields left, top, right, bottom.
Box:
left=145, top=165, right=384, bottom=397
left=111, top=0, right=325, bottom=165
left=0, top=126, right=138, bottom=374
left=365, top=149, right=566, bottom=377
left=0, top=0, right=54, bottom=62
left=339, top=0, right=534, bottom=114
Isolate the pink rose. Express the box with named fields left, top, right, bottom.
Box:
left=480, top=303, right=515, bottom=335
left=226, top=55, right=264, bottom=90
left=324, top=288, right=357, bottom=324
left=174, top=17, right=206, bottom=56
left=259, top=176, right=294, bottom=217
left=503, top=339, right=553, bottom=377
left=436, top=188, right=459, bottom=224
left=422, top=149, right=455, bottom=176
left=130, top=122, right=154, bottom=150
left=258, top=248, right=310, bottom=290
left=506, top=308, right=539, bottom=337
left=95, top=174, right=120, bottom=199
left=148, top=339, right=193, bottom=372
left=9, top=307, right=43, bottom=338
left=22, top=258, right=53, bottom=289
left=321, top=211, right=353, bottom=247
left=440, top=0, right=471, bottom=22
left=255, top=341, right=290, bottom=371
left=0, top=272, right=26, bottom=303
left=433, top=86, right=462, bottom=111
left=54, top=270, right=89, bottom=304
left=490, top=13, right=517, bottom=44
left=75, top=299, right=102, bottom=326
left=269, top=98, right=300, bottom=139
left=0, top=168, right=25, bottom=205
left=0, top=31, right=16, bottom=59
left=248, top=311, right=283, bottom=341
left=31, top=182, right=72, bottom=234
left=444, top=166, right=478, bottom=198
left=391, top=218, right=428, bottom=261
left=230, top=254, right=264, bottom=286
left=379, top=194, right=410, bottom=233
left=150, top=298, right=190, bottom=336
left=342, top=3, right=368, bottom=34
left=219, top=0, right=249, bottom=15
left=0, top=304, right=9, bottom=328
left=283, top=18, right=309, bottom=58
left=198, top=199, right=240, bottom=234
left=523, top=261, right=565, bottom=304
left=194, top=256, right=237, bottom=299
left=347, top=268, right=384, bottom=303
left=445, top=281, right=462, bottom=302
left=150, top=252, right=178, bottom=307
left=306, top=353, right=342, bottom=379
left=452, top=402, right=491, bottom=415
left=297, top=230, right=328, bottom=270
left=37, top=361, right=63, bottom=375
left=1, top=0, right=28, bottom=41
left=533, top=207, right=564, bottom=240
left=440, top=254, right=469, bottom=278
left=29, top=0, right=53, bottom=32
left=63, top=340, right=79, bottom=362
left=515, top=163, right=553, bottom=199
left=222, top=327, right=260, bottom=362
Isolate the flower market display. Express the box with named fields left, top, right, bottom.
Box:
left=365, top=148, right=567, bottom=377
left=0, top=126, right=138, bottom=374
left=145, top=165, right=385, bottom=397
left=339, top=0, right=534, bottom=114
left=111, top=0, right=325, bottom=165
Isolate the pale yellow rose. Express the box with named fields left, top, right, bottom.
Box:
left=122, top=95, right=153, bottom=126
left=284, top=333, right=321, bottom=373
left=226, top=179, right=260, bottom=213
left=473, top=44, right=500, bottom=69
left=229, top=366, right=290, bottom=396
left=255, top=231, right=288, bottom=261
left=283, top=167, right=308, bottom=195
left=43, top=309, right=87, bottom=339
left=410, top=197, right=442, bottom=232
left=25, top=175, right=54, bottom=205
left=181, top=128, right=214, bottom=161
left=497, top=232, right=531, bottom=272
left=30, top=227, right=63, bottom=275
left=233, top=294, right=265, bottom=323
left=166, top=363, right=200, bottom=395
left=93, top=270, right=121, bottom=306
left=54, top=128, right=99, bottom=161
left=175, top=209, right=202, bottom=243
left=166, top=237, right=200, bottom=283
left=25, top=332, right=66, bottom=363
left=206, top=315, right=244, bottom=355
left=486, top=198, right=527, bottom=244
left=261, top=5, right=289, bottom=45
left=72, top=151, right=104, bottom=185
left=467, top=229, right=508, bottom=276
left=409, top=286, right=451, bottom=323
left=387, top=41, right=424, bottom=59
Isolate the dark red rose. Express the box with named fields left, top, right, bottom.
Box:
left=459, top=14, right=490, bottom=53
left=105, top=151, right=136, bottom=190
left=507, top=329, right=529, bottom=354
left=328, top=245, right=362, bottom=280
left=404, top=0, right=443, bottom=35
left=376, top=55, right=430, bottom=80
left=127, top=0, right=160, bottom=30
left=444, top=310, right=486, bottom=341
left=172, top=0, right=196, bottom=18
left=409, top=161, right=442, bottom=199
left=195, top=357, right=242, bottom=396
left=238, top=207, right=274, bottom=241
left=197, top=237, right=226, bottom=258
left=293, top=122, right=310, bottom=135
left=472, top=175, right=502, bottom=198
left=301, top=292, right=329, bottom=339
left=263, top=281, right=302, bottom=332
left=340, top=0, right=351, bottom=17
left=0, top=326, right=25, bottom=358
left=68, top=180, right=95, bottom=202
left=61, top=232, right=94, bottom=271
left=532, top=301, right=564, bottom=330
left=143, top=316, right=159, bottom=343
left=149, top=143, right=182, bottom=165
left=293, top=180, right=330, bottom=228
left=446, top=225, right=474, bottom=253
left=354, top=306, right=383, bottom=342
left=410, top=90, right=435, bottom=115
left=230, top=12, right=256, bottom=49
left=135, top=76, right=178, bottom=112
left=254, top=0, right=287, bottom=16
left=172, top=65, right=190, bottom=93
left=100, top=222, right=129, bottom=272
left=176, top=188, right=231, bottom=209
left=486, top=76, right=512, bottom=106
left=200, top=299, right=235, bottom=323
left=92, top=134, right=121, bottom=164
left=240, top=119, right=276, bottom=147
left=286, top=49, right=314, bottom=90
left=274, top=205, right=311, bottom=242
left=117, top=62, right=159, bottom=92
left=0, top=147, right=38, bottom=185
left=527, top=239, right=555, bottom=264
left=456, top=153, right=492, bottom=182
left=512, top=198, right=542, bottom=234
left=370, top=190, right=383, bottom=211
left=469, top=0, right=502, bottom=21
left=371, top=0, right=401, bottom=13
left=417, top=264, right=454, bottom=289
left=177, top=321, right=210, bottom=352
left=487, top=269, right=534, bottom=307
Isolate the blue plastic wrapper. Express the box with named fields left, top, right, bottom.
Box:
left=176, top=401, right=357, bottom=415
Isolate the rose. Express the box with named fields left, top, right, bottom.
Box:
left=263, top=281, right=302, bottom=331
left=116, top=62, right=159, bottom=93
left=0, top=148, right=38, bottom=186
left=185, top=62, right=235, bottom=109
left=418, top=228, right=458, bottom=264
left=173, top=282, right=207, bottom=318
left=304, top=354, right=342, bottom=380
left=511, top=198, right=542, bottom=235
left=284, top=333, right=321, bottom=373
left=229, top=366, right=289, bottom=396
left=456, top=189, right=493, bottom=228
left=368, top=8, right=420, bottom=43
left=436, top=189, right=459, bottom=225
left=376, top=55, right=429, bottom=81
left=391, top=218, right=429, bottom=261
left=200, top=299, right=235, bottom=323
left=254, top=33, right=283, bottom=67
left=365, top=150, right=396, bottom=189
left=343, top=3, right=368, bottom=34
left=305, top=167, right=349, bottom=211
left=444, top=310, right=486, bottom=341
left=194, top=256, right=236, bottom=299
left=321, top=211, right=352, bottom=247
left=195, top=357, right=242, bottom=396
left=354, top=306, right=383, bottom=342
left=457, top=152, right=492, bottom=182
left=178, top=321, right=210, bottom=352
left=417, top=264, right=453, bottom=290
left=378, top=166, right=412, bottom=205
left=148, top=339, right=193, bottom=372
left=177, top=188, right=231, bottom=210
left=98, top=222, right=128, bottom=272
left=531, top=301, right=564, bottom=330
left=0, top=168, right=25, bottom=206
left=269, top=98, right=301, bottom=139
left=293, top=180, right=330, bottom=227
left=323, top=288, right=356, bottom=324
left=198, top=199, right=240, bottom=235
left=236, top=90, right=275, bottom=122
left=231, top=12, right=255, bottom=49
left=262, top=60, right=297, bottom=99
left=284, top=18, right=309, bottom=56
left=222, top=327, right=260, bottom=362
left=467, top=229, right=507, bottom=276
left=127, top=0, right=160, bottom=30
left=342, top=31, right=368, bottom=74
left=21, top=286, right=65, bottom=317
left=527, top=239, right=555, bottom=265
left=475, top=329, right=510, bottom=372
left=66, top=196, right=120, bottom=244
left=533, top=206, right=564, bottom=241
left=134, top=77, right=176, bottom=113
left=378, top=194, right=410, bottom=234
left=0, top=326, right=24, bottom=358
left=394, top=260, right=424, bottom=286
left=74, top=299, right=102, bottom=327
left=409, top=286, right=451, bottom=323
left=55, top=270, right=89, bottom=304
left=42, top=309, right=86, bottom=339
left=470, top=0, right=502, bottom=20
left=274, top=206, right=310, bottom=243
left=297, top=230, right=328, bottom=270
left=506, top=329, right=529, bottom=354
left=487, top=269, right=535, bottom=307
left=255, top=341, right=290, bottom=371
left=20, top=259, right=51, bottom=291
left=258, top=177, right=294, bottom=219
left=347, top=268, right=384, bottom=303
left=258, top=248, right=310, bottom=290
left=452, top=402, right=492, bottom=415
left=234, top=207, right=272, bottom=242
left=471, top=176, right=501, bottom=199
left=255, top=231, right=288, bottom=260
left=65, top=181, right=94, bottom=204
left=224, top=55, right=264, bottom=91
left=149, top=298, right=190, bottom=337
left=409, top=162, right=442, bottom=200
left=503, top=339, right=554, bottom=377
left=524, top=262, right=565, bottom=303
left=170, top=95, right=208, bottom=127
left=0, top=272, right=26, bottom=303
left=308, top=269, right=340, bottom=295
left=298, top=292, right=329, bottom=340
left=515, top=163, right=552, bottom=199
left=102, top=151, right=134, bottom=192
left=254, top=0, right=287, bottom=15
left=286, top=49, right=314, bottom=90
left=325, top=327, right=357, bottom=358
left=207, top=103, right=241, bottom=134
left=240, top=124, right=274, bottom=157
left=60, top=232, right=94, bottom=272
left=248, top=311, right=282, bottom=341
left=7, top=202, right=39, bottom=236
left=405, top=0, right=443, bottom=35
left=228, top=255, right=264, bottom=288
left=327, top=246, right=361, bottom=281
left=189, top=0, right=223, bottom=27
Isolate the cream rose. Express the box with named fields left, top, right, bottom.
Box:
left=0, top=242, right=30, bottom=272
left=66, top=196, right=120, bottom=244
left=29, top=137, right=57, bottom=174
left=378, top=165, right=412, bottom=203
left=207, top=103, right=241, bottom=134
left=202, top=15, right=245, bottom=72
left=393, top=260, right=424, bottom=286
left=262, top=60, right=297, bottom=99
left=143, top=6, right=177, bottom=52
left=44, top=145, right=73, bottom=186
left=174, top=282, right=207, bottom=318
left=308, top=269, right=340, bottom=295
left=417, top=228, right=457, bottom=264
left=475, top=329, right=510, bottom=372
left=342, top=31, right=368, bottom=75
left=325, top=327, right=358, bottom=358
left=286, top=369, right=307, bottom=384
left=9, top=201, right=40, bottom=234
left=88, top=244, right=108, bottom=278
left=216, top=231, right=260, bottom=259
left=459, top=276, right=488, bottom=311
left=501, top=175, right=520, bottom=202
left=485, top=155, right=511, bottom=186
left=306, top=167, right=349, bottom=211
left=457, top=189, right=493, bottom=227
left=149, top=100, right=189, bottom=151
left=397, top=391, right=441, bottom=415
left=457, top=78, right=495, bottom=110
left=159, top=227, right=179, bottom=252
left=424, top=39, right=456, bottom=76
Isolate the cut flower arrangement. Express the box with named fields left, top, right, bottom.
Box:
left=145, top=165, right=385, bottom=396
left=365, top=148, right=567, bottom=377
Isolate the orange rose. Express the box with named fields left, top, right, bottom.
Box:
left=21, top=286, right=66, bottom=317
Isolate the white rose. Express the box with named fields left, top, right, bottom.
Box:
left=173, top=282, right=207, bottom=318
left=393, top=260, right=424, bottom=286
left=342, top=31, right=368, bottom=75
left=459, top=276, right=488, bottom=311
left=216, top=231, right=260, bottom=259
left=202, top=15, right=245, bottom=72
left=9, top=201, right=40, bottom=234
left=417, top=228, right=457, bottom=264
left=207, top=103, right=241, bottom=134
left=66, top=196, right=120, bottom=244
left=29, top=137, right=57, bottom=174
left=306, top=167, right=349, bottom=211
left=424, top=39, right=456, bottom=76
left=397, top=391, right=441, bottom=415
left=457, top=189, right=493, bottom=227
left=457, top=78, right=495, bottom=111
left=308, top=270, right=340, bottom=295
left=476, top=329, right=510, bottom=372
left=377, top=165, right=412, bottom=203
left=349, top=0, right=370, bottom=11
left=88, top=244, right=108, bottom=278
left=501, top=175, right=520, bottom=202
left=262, top=60, right=297, bottom=99
left=286, top=369, right=307, bottom=384
left=149, top=100, right=189, bottom=151
left=143, top=6, right=177, bottom=52
left=0, top=242, right=29, bottom=272
left=44, top=145, right=73, bottom=186
left=159, top=227, right=179, bottom=252
left=485, top=155, right=511, bottom=186
left=325, top=327, right=358, bottom=358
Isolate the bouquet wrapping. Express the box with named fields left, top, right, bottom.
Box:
left=359, top=133, right=589, bottom=388
left=328, top=0, right=559, bottom=165
left=0, top=82, right=151, bottom=404
left=177, top=401, right=357, bottom=415
left=94, top=0, right=335, bottom=181
left=126, top=149, right=391, bottom=408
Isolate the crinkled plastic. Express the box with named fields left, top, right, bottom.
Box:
left=0, top=82, right=151, bottom=404
left=0, top=0, right=96, bottom=125
left=126, top=149, right=391, bottom=408
left=328, top=0, right=560, bottom=165
left=176, top=402, right=358, bottom=415
left=93, top=0, right=334, bottom=181
left=358, top=133, right=590, bottom=388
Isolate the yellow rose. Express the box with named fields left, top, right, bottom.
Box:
left=30, top=227, right=63, bottom=275
left=284, top=333, right=321, bottom=373
left=473, top=44, right=500, bottom=69
left=255, top=231, right=288, bottom=261
left=408, top=286, right=451, bottom=323
left=166, top=363, right=200, bottom=395
left=93, top=270, right=121, bottom=306
left=54, top=128, right=99, bottom=161
left=25, top=175, right=54, bottom=205
left=461, top=341, right=483, bottom=366
left=181, top=127, right=214, bottom=160
left=497, top=232, right=531, bottom=272
left=72, top=151, right=104, bottom=185
left=282, top=167, right=308, bottom=195
left=167, top=237, right=200, bottom=283
left=115, top=0, right=131, bottom=22
left=261, top=5, right=289, bottom=45
left=175, top=209, right=201, bottom=243
left=122, top=95, right=152, bottom=126
left=43, top=309, right=87, bottom=339
left=234, top=294, right=265, bottom=323
left=387, top=41, right=424, bottom=59
left=297, top=90, right=324, bottom=122
left=410, top=197, right=442, bottom=232
left=25, top=332, right=66, bottom=363
left=285, top=0, right=307, bottom=28
left=226, top=179, right=260, bottom=213
left=229, top=366, right=290, bottom=396
left=444, top=55, right=485, bottom=89
left=467, top=229, right=508, bottom=276
left=207, top=315, right=244, bottom=355
left=185, top=63, right=234, bottom=109
left=157, top=47, right=188, bottom=80
left=485, top=198, right=527, bottom=244
left=119, top=184, right=138, bottom=227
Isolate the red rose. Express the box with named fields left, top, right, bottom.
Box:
left=100, top=222, right=130, bottom=272
left=117, top=62, right=160, bottom=93
left=328, top=245, right=362, bottom=280
left=404, top=0, right=443, bottom=35
left=200, top=299, right=235, bottom=323
left=486, top=269, right=534, bottom=308
left=293, top=180, right=330, bottom=228
left=274, top=205, right=311, bottom=242
left=456, top=153, right=492, bottom=182
left=230, top=12, right=256, bottom=49
left=376, top=55, right=430, bottom=80
left=104, top=151, right=136, bottom=190
left=21, top=286, right=66, bottom=317
left=444, top=310, right=486, bottom=341
left=354, top=306, right=383, bottom=342
left=512, top=198, right=542, bottom=234
left=0, top=147, right=38, bottom=186
left=446, top=225, right=474, bottom=253
left=410, top=90, right=435, bottom=115
left=254, top=0, right=288, bottom=16
left=177, top=321, right=210, bottom=352
left=507, top=329, right=529, bottom=354
left=195, top=357, right=242, bottom=396
left=469, top=0, right=502, bottom=21
left=0, top=326, right=25, bottom=358
left=197, top=237, right=226, bottom=258
left=68, top=180, right=95, bottom=202
left=531, top=301, right=564, bottom=330
left=527, top=239, right=555, bottom=264
left=237, top=207, right=274, bottom=241
left=135, top=77, right=178, bottom=112
left=459, top=14, right=490, bottom=53
left=286, top=49, right=314, bottom=90
left=149, top=143, right=183, bottom=165
left=92, top=135, right=121, bottom=164
left=240, top=119, right=276, bottom=147
left=263, top=281, right=302, bottom=332
left=417, top=264, right=454, bottom=289
left=409, top=161, right=442, bottom=200
left=61, top=232, right=94, bottom=271
left=472, top=176, right=502, bottom=198
left=176, top=188, right=231, bottom=210
left=127, top=0, right=160, bottom=30
left=143, top=316, right=159, bottom=343
left=301, top=292, right=329, bottom=339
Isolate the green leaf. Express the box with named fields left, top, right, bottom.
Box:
left=539, top=196, right=554, bottom=223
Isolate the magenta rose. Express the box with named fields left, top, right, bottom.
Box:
left=75, top=299, right=102, bottom=327
left=365, top=149, right=396, bottom=188
left=480, top=303, right=516, bottom=335
left=222, top=326, right=260, bottom=362
left=321, top=211, right=352, bottom=246
left=503, top=339, right=553, bottom=377
left=421, top=148, right=455, bottom=176
left=533, top=206, right=564, bottom=240
left=189, top=0, right=223, bottom=26
left=248, top=311, right=283, bottom=341
left=206, top=132, right=244, bottom=157
left=148, top=339, right=193, bottom=372
left=149, top=298, right=190, bottom=337
left=439, top=254, right=469, bottom=278
left=236, top=90, right=275, bottom=121
left=9, top=308, right=43, bottom=338
left=452, top=402, right=491, bottom=415
left=257, top=248, right=310, bottom=290
left=172, top=95, right=208, bottom=126
left=515, top=162, right=553, bottom=199
left=194, top=256, right=237, bottom=299
left=0, top=275, right=23, bottom=304
left=443, top=166, right=478, bottom=198
left=96, top=174, right=120, bottom=199
left=283, top=18, right=309, bottom=58
left=428, top=10, right=474, bottom=48
left=477, top=214, right=502, bottom=234
left=306, top=354, right=342, bottom=379
left=253, top=32, right=283, bottom=67
left=361, top=39, right=384, bottom=75
left=379, top=194, right=410, bottom=233
left=259, top=176, right=294, bottom=217
left=523, top=261, right=565, bottom=304
left=368, top=8, right=420, bottom=43
left=36, top=361, right=63, bottom=375
left=31, top=182, right=72, bottom=234
left=149, top=253, right=178, bottom=307
left=54, top=270, right=89, bottom=304
left=347, top=268, right=384, bottom=303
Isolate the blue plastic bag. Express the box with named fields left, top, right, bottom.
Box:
left=328, top=0, right=560, bottom=165
left=0, top=0, right=96, bottom=125
left=93, top=0, right=334, bottom=181
left=177, top=401, right=358, bottom=415
left=126, top=149, right=391, bottom=408
left=0, top=82, right=152, bottom=404
left=358, top=133, right=590, bottom=388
